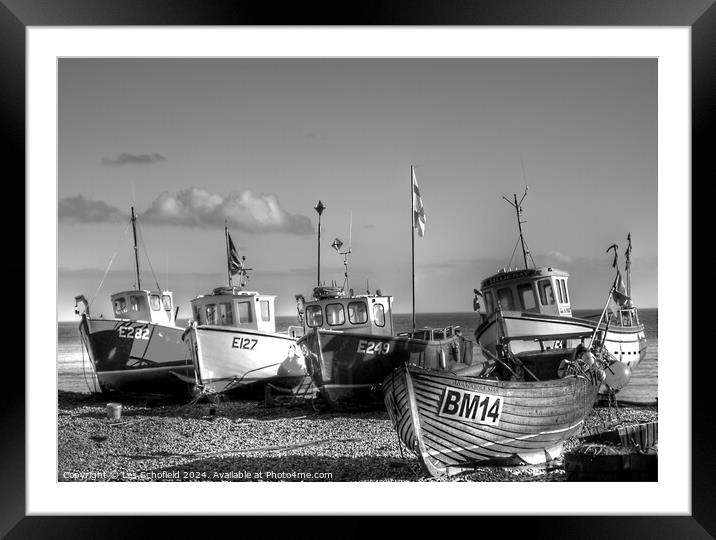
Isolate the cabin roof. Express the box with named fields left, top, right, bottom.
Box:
left=481, top=266, right=570, bottom=289
left=191, top=287, right=275, bottom=302
left=111, top=289, right=172, bottom=298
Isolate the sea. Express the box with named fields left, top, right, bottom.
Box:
left=57, top=308, right=658, bottom=402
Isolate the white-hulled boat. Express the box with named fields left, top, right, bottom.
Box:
left=182, top=227, right=305, bottom=396
left=474, top=192, right=647, bottom=371
left=75, top=207, right=195, bottom=398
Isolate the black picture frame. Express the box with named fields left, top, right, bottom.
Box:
left=5, top=1, right=708, bottom=537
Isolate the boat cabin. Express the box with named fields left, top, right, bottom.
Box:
left=295, top=286, right=394, bottom=337
left=110, top=290, right=177, bottom=326
left=480, top=267, right=572, bottom=318
left=190, top=287, right=277, bottom=333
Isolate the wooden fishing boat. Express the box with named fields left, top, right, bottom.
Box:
left=474, top=192, right=647, bottom=371
left=383, top=340, right=604, bottom=478
left=75, top=207, right=195, bottom=398
left=182, top=227, right=305, bottom=396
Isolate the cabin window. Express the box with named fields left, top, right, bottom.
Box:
left=538, top=279, right=556, bottom=305
left=517, top=284, right=537, bottom=310
left=219, top=302, right=234, bottom=326
left=237, top=301, right=253, bottom=323
left=260, top=300, right=271, bottom=322
left=484, top=291, right=494, bottom=313
left=113, top=297, right=127, bottom=314
left=446, top=327, right=453, bottom=337
left=326, top=303, right=346, bottom=326
left=433, top=329, right=445, bottom=340
left=162, top=294, right=172, bottom=311
left=150, top=294, right=161, bottom=311
left=129, top=295, right=146, bottom=312
left=193, top=305, right=201, bottom=323
left=373, top=304, right=386, bottom=327
left=555, top=280, right=564, bottom=303
left=348, top=302, right=368, bottom=325
left=306, top=305, right=323, bottom=327
left=559, top=279, right=569, bottom=304
left=205, top=304, right=217, bottom=325
left=413, top=330, right=431, bottom=340
left=497, top=287, right=515, bottom=310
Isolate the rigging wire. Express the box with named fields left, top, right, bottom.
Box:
left=89, top=221, right=131, bottom=309
left=136, top=220, right=162, bottom=291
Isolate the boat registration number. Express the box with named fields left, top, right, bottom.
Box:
left=118, top=326, right=150, bottom=340
left=357, top=340, right=390, bottom=355
left=438, top=386, right=503, bottom=426
left=232, top=337, right=258, bottom=350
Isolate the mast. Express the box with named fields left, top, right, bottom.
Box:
left=503, top=188, right=530, bottom=269
left=411, top=165, right=416, bottom=332
left=130, top=206, right=141, bottom=290
left=314, top=200, right=325, bottom=287
left=225, top=222, right=232, bottom=287
left=625, top=233, right=632, bottom=298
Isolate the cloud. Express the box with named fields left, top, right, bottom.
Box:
left=59, top=195, right=128, bottom=223
left=543, top=251, right=574, bottom=264
left=140, top=187, right=314, bottom=235
left=102, top=153, right=166, bottom=166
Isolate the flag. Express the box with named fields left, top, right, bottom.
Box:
left=625, top=233, right=632, bottom=262
left=612, top=270, right=630, bottom=306
left=412, top=167, right=426, bottom=237
left=227, top=232, right=242, bottom=276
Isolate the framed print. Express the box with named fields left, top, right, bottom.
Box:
left=4, top=0, right=710, bottom=536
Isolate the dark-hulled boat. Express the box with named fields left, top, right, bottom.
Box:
left=75, top=207, right=194, bottom=398
left=297, top=286, right=474, bottom=409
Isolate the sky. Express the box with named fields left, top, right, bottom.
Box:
left=58, top=58, right=657, bottom=320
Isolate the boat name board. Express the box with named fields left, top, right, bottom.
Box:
left=357, top=339, right=390, bottom=355
left=438, top=386, right=503, bottom=426
left=118, top=326, right=150, bottom=340
left=232, top=337, right=258, bottom=350
left=482, top=269, right=536, bottom=288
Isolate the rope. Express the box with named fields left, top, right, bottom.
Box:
left=78, top=327, right=99, bottom=394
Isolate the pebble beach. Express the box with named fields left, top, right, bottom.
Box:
left=58, top=390, right=657, bottom=482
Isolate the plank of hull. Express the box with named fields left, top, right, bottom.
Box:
left=80, top=315, right=195, bottom=398
left=187, top=325, right=306, bottom=395
left=300, top=330, right=471, bottom=410
left=476, top=312, right=648, bottom=369
left=383, top=365, right=599, bottom=477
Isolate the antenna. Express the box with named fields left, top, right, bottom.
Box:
left=502, top=186, right=532, bottom=269
left=332, top=235, right=352, bottom=293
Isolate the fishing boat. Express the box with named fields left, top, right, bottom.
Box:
left=182, top=226, right=305, bottom=396
left=75, top=207, right=195, bottom=398
left=474, top=190, right=647, bottom=370
left=382, top=328, right=616, bottom=477
left=297, top=172, right=475, bottom=410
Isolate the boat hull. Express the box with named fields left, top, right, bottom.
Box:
left=78, top=315, right=195, bottom=398
left=476, top=311, right=647, bottom=370
left=184, top=325, right=306, bottom=395
left=298, top=329, right=473, bottom=410
left=383, top=364, right=599, bottom=477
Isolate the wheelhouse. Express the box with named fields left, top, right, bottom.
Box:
left=480, top=267, right=572, bottom=318
left=190, top=287, right=277, bottom=333
left=110, top=289, right=177, bottom=325
left=296, top=287, right=394, bottom=337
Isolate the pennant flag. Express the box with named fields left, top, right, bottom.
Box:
left=412, top=167, right=426, bottom=237
left=228, top=232, right=242, bottom=276
left=612, top=270, right=630, bottom=306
